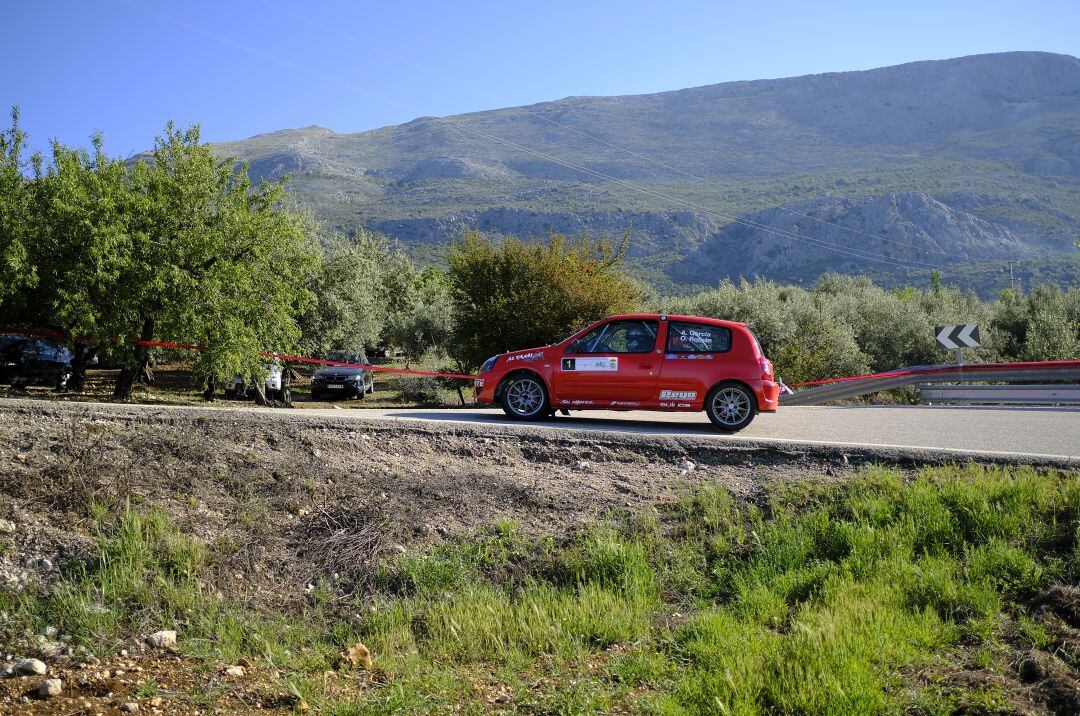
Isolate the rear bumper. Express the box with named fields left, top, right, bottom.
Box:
left=757, top=379, right=780, bottom=413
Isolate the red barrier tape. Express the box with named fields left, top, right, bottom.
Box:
left=11, top=326, right=1076, bottom=388
left=1, top=329, right=477, bottom=381
left=789, top=360, right=1080, bottom=388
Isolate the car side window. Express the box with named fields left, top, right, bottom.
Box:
left=666, top=322, right=732, bottom=353
left=573, top=320, right=658, bottom=354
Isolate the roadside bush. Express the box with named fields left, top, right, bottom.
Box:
left=394, top=376, right=448, bottom=406
left=448, top=229, right=642, bottom=369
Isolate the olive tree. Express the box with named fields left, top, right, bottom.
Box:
left=300, top=230, right=417, bottom=356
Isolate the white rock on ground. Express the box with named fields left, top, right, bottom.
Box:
left=120, top=702, right=140, bottom=713
left=0, top=519, right=15, bottom=533
left=37, top=678, right=62, bottom=698
left=13, top=658, right=47, bottom=676
left=146, top=630, right=177, bottom=649
left=224, top=665, right=245, bottom=677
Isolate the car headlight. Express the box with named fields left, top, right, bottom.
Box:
left=481, top=355, right=498, bottom=373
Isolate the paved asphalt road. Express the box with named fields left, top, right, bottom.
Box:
left=288, top=404, right=1080, bottom=461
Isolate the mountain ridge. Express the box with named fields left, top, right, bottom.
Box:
left=208, top=51, right=1080, bottom=292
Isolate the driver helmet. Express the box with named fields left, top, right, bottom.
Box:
left=626, top=324, right=652, bottom=352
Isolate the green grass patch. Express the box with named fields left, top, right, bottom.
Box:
left=1, top=463, right=1077, bottom=714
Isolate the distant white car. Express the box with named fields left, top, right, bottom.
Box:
left=224, top=360, right=290, bottom=402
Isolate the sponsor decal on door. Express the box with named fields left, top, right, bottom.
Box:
left=659, top=389, right=697, bottom=400
left=561, top=357, right=619, bottom=371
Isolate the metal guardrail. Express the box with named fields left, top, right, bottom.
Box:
left=780, top=361, right=1080, bottom=406
left=920, top=384, right=1080, bottom=405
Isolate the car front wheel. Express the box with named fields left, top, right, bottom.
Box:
left=500, top=374, right=549, bottom=420
left=705, top=382, right=756, bottom=432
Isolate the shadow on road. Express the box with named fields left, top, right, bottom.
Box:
left=386, top=410, right=726, bottom=436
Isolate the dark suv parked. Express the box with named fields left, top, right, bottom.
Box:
left=310, top=350, right=374, bottom=400
left=0, top=337, right=74, bottom=389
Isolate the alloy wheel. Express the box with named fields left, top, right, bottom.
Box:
left=506, top=378, right=544, bottom=416
left=712, top=387, right=751, bottom=427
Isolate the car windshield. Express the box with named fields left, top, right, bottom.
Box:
left=24, top=340, right=72, bottom=362
left=325, top=351, right=363, bottom=365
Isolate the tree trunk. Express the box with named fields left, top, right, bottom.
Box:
left=203, top=376, right=217, bottom=401
left=68, top=345, right=95, bottom=393
left=253, top=380, right=270, bottom=407
left=113, top=317, right=155, bottom=401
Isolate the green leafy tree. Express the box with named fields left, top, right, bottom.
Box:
left=108, top=123, right=317, bottom=400
left=386, top=268, right=455, bottom=365
left=0, top=107, right=36, bottom=309
left=300, top=230, right=417, bottom=356
left=1023, top=309, right=1079, bottom=360
left=24, top=135, right=136, bottom=388
left=448, top=230, right=642, bottom=369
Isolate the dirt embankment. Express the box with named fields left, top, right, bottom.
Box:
left=0, top=399, right=854, bottom=602
left=0, top=399, right=1071, bottom=714
left=0, top=399, right=854, bottom=713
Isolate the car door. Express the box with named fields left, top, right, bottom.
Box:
left=656, top=320, right=734, bottom=407
left=553, top=319, right=661, bottom=405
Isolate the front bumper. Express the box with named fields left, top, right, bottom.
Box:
left=311, top=380, right=365, bottom=398
left=474, top=376, right=496, bottom=405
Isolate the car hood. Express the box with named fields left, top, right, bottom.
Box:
left=313, top=365, right=368, bottom=377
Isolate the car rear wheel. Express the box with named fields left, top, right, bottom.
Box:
left=705, top=382, right=756, bottom=432
left=500, top=374, right=549, bottom=420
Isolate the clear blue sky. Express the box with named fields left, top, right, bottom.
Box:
left=3, top=0, right=1079, bottom=158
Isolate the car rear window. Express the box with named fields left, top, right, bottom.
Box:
left=666, top=322, right=732, bottom=353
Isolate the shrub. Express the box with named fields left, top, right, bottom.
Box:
left=394, top=376, right=448, bottom=406
left=448, top=230, right=642, bottom=369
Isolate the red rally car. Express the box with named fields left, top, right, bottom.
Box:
left=474, top=314, right=780, bottom=431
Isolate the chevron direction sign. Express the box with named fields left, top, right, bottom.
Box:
left=936, top=324, right=980, bottom=350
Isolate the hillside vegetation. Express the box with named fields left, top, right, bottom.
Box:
left=211, top=51, right=1080, bottom=292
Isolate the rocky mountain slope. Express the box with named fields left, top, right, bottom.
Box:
left=210, top=51, right=1080, bottom=291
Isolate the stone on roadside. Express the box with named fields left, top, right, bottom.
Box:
left=120, top=703, right=140, bottom=713
left=224, top=665, right=245, bottom=677
left=678, top=459, right=696, bottom=472
left=13, top=658, right=47, bottom=676
left=37, top=678, right=62, bottom=698
left=145, top=630, right=177, bottom=650
left=0, top=519, right=14, bottom=533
